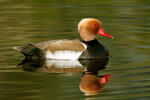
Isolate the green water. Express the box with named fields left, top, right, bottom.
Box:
left=0, top=0, right=150, bottom=100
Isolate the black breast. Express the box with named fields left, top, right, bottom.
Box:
left=79, top=39, right=109, bottom=59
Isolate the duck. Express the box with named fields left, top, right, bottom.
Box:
left=13, top=18, right=113, bottom=60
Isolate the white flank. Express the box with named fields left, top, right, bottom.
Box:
left=45, top=50, right=83, bottom=60
left=46, top=60, right=83, bottom=68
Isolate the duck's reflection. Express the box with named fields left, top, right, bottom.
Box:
left=79, top=58, right=112, bottom=96
left=18, top=57, right=112, bottom=96
left=18, top=58, right=85, bottom=73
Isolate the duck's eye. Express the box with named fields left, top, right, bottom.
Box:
left=94, top=24, right=97, bottom=27
left=94, top=24, right=99, bottom=31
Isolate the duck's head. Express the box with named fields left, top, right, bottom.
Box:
left=78, top=18, right=113, bottom=41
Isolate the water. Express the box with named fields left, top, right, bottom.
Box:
left=0, top=0, right=150, bottom=99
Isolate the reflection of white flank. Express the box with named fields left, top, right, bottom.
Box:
left=46, top=60, right=83, bottom=68
left=45, top=50, right=83, bottom=60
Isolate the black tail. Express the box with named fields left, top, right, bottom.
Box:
left=13, top=44, right=43, bottom=60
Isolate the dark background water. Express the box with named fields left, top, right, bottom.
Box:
left=0, top=0, right=150, bottom=100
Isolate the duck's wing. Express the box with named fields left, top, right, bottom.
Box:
left=39, top=39, right=86, bottom=51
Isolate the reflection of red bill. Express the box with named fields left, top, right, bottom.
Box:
left=98, top=74, right=113, bottom=84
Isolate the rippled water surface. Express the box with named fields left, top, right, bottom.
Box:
left=0, top=0, right=150, bottom=100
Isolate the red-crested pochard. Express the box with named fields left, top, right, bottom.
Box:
left=14, top=18, right=113, bottom=60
